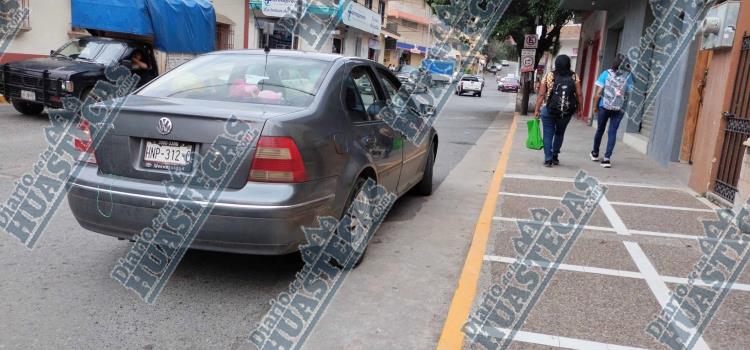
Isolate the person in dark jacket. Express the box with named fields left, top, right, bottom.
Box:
left=533, top=55, right=583, bottom=167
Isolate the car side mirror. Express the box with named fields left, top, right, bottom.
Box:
left=49, top=50, right=55, bottom=56
left=121, top=59, right=132, bottom=68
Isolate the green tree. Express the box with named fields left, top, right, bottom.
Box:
left=425, top=0, right=573, bottom=65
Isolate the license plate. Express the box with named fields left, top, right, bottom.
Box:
left=142, top=139, right=194, bottom=170
left=20, top=90, right=35, bottom=101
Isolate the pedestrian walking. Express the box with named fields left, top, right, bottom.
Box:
left=590, top=54, right=633, bottom=168
left=533, top=55, right=583, bottom=168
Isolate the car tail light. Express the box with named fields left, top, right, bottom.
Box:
left=74, top=119, right=97, bottom=164
left=248, top=136, right=306, bottom=183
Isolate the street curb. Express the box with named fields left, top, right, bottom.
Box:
left=437, top=112, right=518, bottom=349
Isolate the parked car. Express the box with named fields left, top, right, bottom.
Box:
left=394, top=64, right=419, bottom=83
left=0, top=36, right=157, bottom=115
left=455, top=75, right=482, bottom=97
left=487, top=64, right=499, bottom=73
left=501, top=60, right=510, bottom=66
left=67, top=50, right=439, bottom=257
left=498, top=76, right=520, bottom=92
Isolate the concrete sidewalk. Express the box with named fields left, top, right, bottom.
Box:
left=510, top=115, right=697, bottom=191
left=463, top=115, right=750, bottom=348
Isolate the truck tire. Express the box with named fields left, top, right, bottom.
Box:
left=11, top=99, right=44, bottom=116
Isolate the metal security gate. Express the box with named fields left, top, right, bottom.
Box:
left=714, top=34, right=750, bottom=203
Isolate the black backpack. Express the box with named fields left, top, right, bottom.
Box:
left=546, top=73, right=578, bottom=116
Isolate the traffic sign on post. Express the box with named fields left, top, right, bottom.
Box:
left=524, top=34, right=538, bottom=49
left=521, top=49, right=535, bottom=73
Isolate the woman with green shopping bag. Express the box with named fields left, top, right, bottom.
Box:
left=533, top=55, right=583, bottom=168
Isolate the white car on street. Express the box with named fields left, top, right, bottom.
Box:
left=455, top=75, right=483, bottom=97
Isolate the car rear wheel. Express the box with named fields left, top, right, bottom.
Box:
left=477, top=92, right=482, bottom=97
left=414, top=142, right=435, bottom=196
left=11, top=99, right=44, bottom=116
left=335, top=176, right=372, bottom=269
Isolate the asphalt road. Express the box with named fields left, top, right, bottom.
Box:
left=0, top=70, right=517, bottom=349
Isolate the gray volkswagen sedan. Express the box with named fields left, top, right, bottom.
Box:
left=67, top=50, right=438, bottom=255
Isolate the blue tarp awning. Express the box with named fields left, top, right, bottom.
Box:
left=71, top=0, right=153, bottom=36
left=71, top=0, right=215, bottom=53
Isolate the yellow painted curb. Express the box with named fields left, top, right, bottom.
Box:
left=436, top=112, right=518, bottom=350
left=0, top=95, right=7, bottom=104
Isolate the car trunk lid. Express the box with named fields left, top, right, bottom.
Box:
left=93, top=95, right=303, bottom=189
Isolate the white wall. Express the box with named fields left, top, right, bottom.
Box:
left=213, top=0, right=246, bottom=50
left=5, top=0, right=74, bottom=57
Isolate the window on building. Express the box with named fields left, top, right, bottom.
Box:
left=365, top=0, right=373, bottom=9
left=332, top=37, right=343, bottom=54
left=378, top=0, right=386, bottom=24
left=216, top=23, right=234, bottom=50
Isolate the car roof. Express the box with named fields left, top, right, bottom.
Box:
left=209, top=49, right=345, bottom=62
left=205, top=49, right=393, bottom=73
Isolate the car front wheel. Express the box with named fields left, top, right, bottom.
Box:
left=11, top=99, right=44, bottom=116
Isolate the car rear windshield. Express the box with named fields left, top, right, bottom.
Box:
left=503, top=78, right=519, bottom=84
left=462, top=77, right=479, bottom=81
left=137, top=54, right=332, bottom=107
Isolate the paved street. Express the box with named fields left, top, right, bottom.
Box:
left=0, top=72, right=515, bottom=349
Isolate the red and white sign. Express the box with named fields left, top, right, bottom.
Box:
left=524, top=34, right=538, bottom=49
left=521, top=49, right=535, bottom=73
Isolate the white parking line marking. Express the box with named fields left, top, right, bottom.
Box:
left=483, top=255, right=750, bottom=292
left=503, top=173, right=685, bottom=191
left=615, top=204, right=710, bottom=350
left=624, top=243, right=711, bottom=350
left=484, top=255, right=642, bottom=279
left=600, top=197, right=631, bottom=236
left=499, top=192, right=713, bottom=213
left=494, top=216, right=750, bottom=246
left=482, top=326, right=648, bottom=350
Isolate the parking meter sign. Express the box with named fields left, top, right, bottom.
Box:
left=521, top=49, right=535, bottom=73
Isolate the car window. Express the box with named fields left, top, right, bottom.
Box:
left=137, top=54, right=332, bottom=107
left=461, top=77, right=478, bottom=82
left=344, top=66, right=384, bottom=122
left=376, top=68, right=400, bottom=100
left=351, top=66, right=380, bottom=113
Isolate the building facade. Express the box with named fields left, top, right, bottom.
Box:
left=384, top=0, right=432, bottom=67
left=0, top=0, right=391, bottom=68
left=686, top=0, right=749, bottom=206
left=560, top=0, right=700, bottom=163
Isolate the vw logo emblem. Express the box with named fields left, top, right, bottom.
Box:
left=157, top=117, right=172, bottom=135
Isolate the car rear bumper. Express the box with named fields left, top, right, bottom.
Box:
left=67, top=164, right=338, bottom=255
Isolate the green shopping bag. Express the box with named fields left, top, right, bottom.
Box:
left=526, top=119, right=544, bottom=150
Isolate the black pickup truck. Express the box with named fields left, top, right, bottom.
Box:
left=1, top=36, right=158, bottom=115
